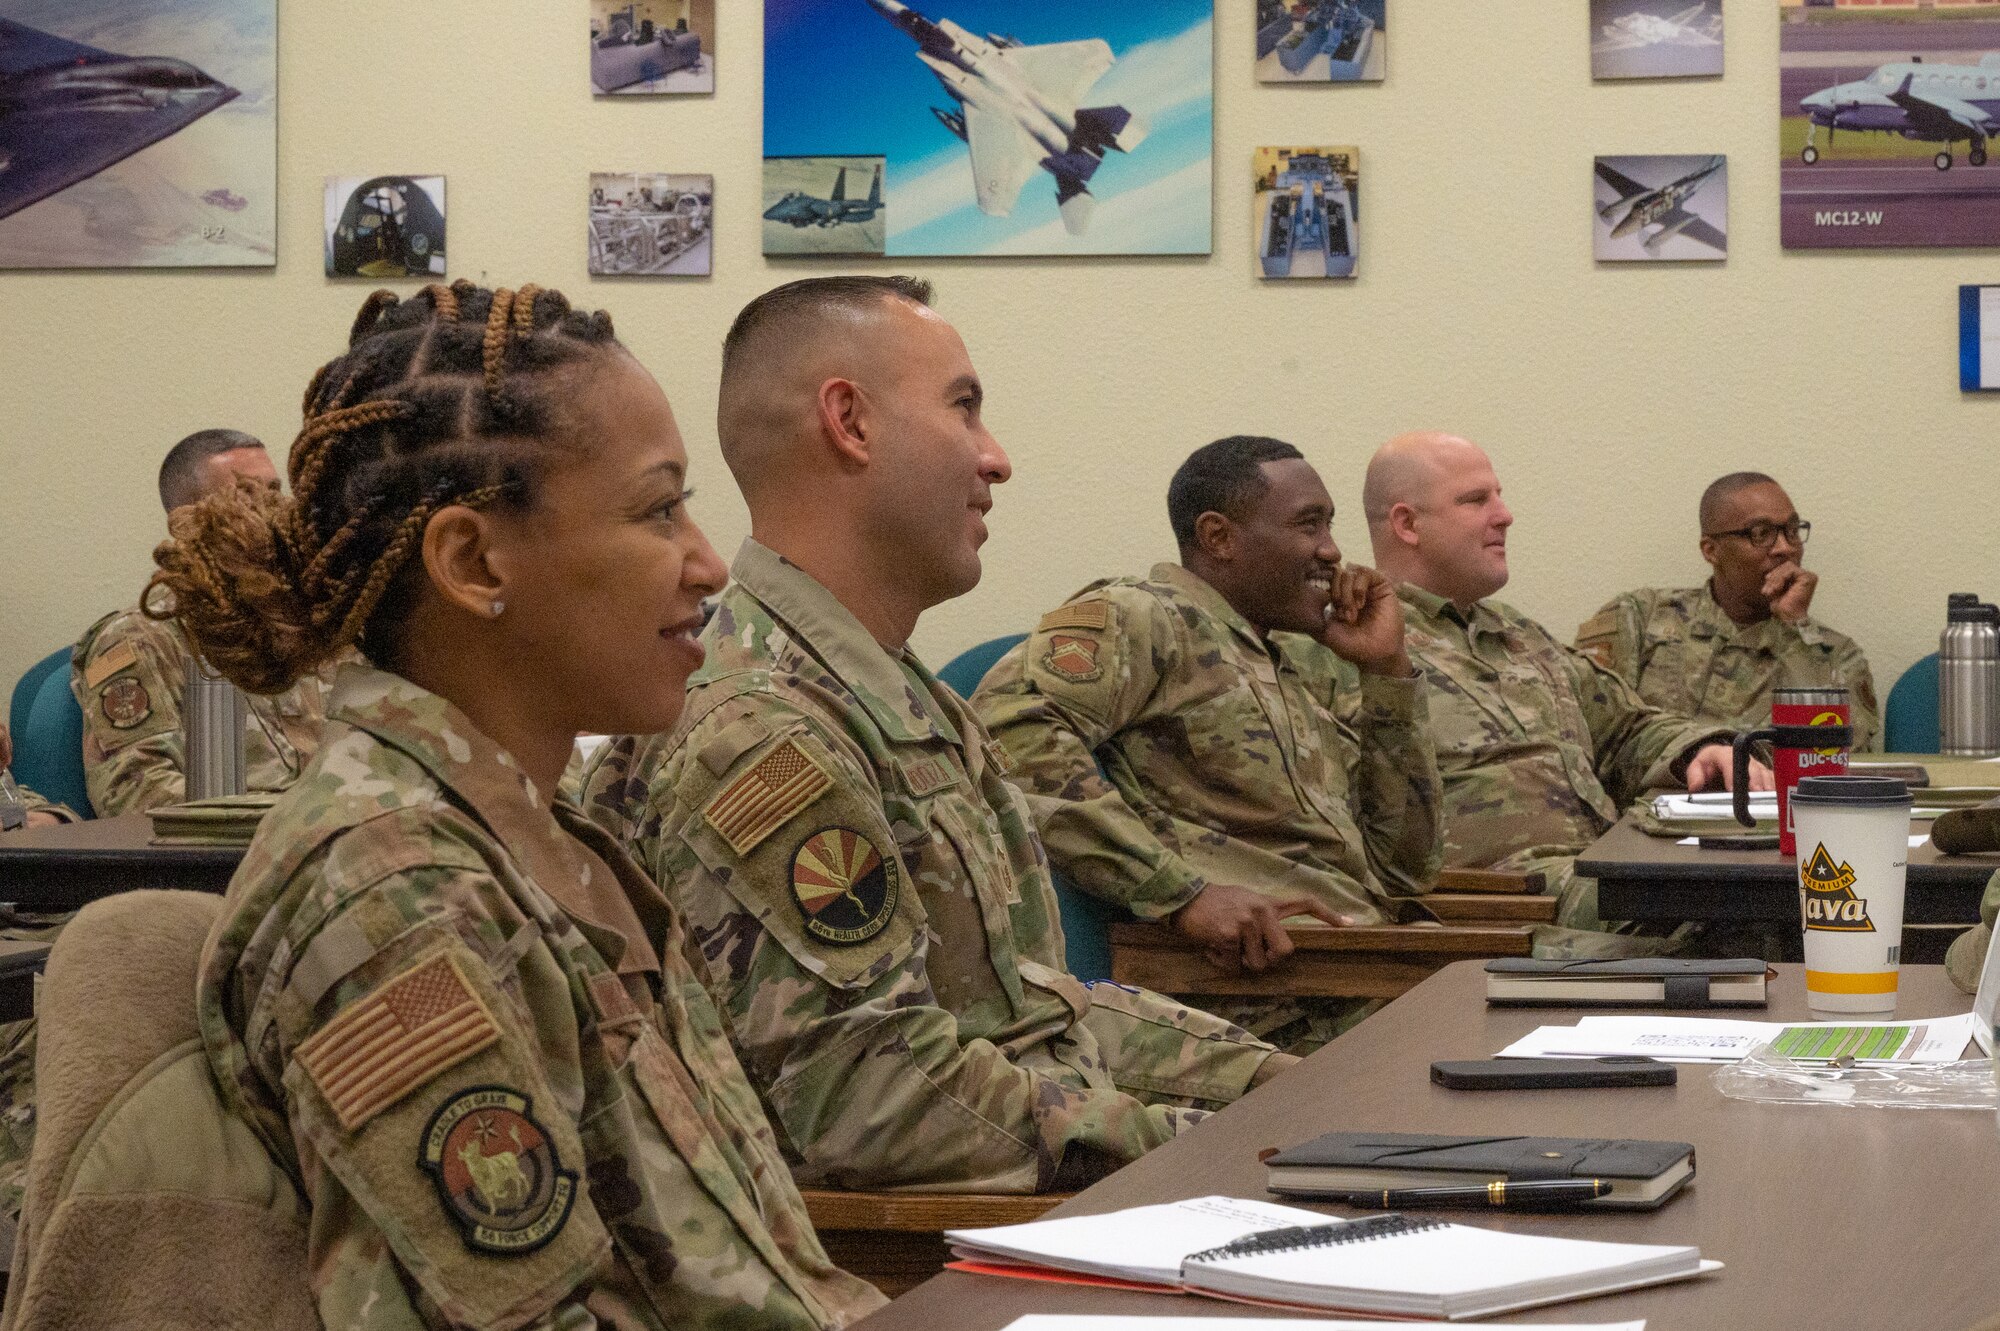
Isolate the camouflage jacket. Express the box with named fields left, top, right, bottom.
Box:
left=1575, top=583, right=1880, bottom=751
left=6, top=783, right=76, bottom=826
left=199, top=664, right=884, bottom=1330
left=579, top=540, right=1278, bottom=1194
left=1398, top=584, right=1733, bottom=872
left=969, top=562, right=1441, bottom=923
left=71, top=606, right=327, bottom=817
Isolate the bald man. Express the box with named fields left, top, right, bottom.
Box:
left=580, top=277, right=1285, bottom=1195
left=1575, top=472, right=1879, bottom=750
left=1364, top=432, right=1763, bottom=958
left=71, top=428, right=327, bottom=816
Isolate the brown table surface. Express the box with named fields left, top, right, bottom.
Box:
left=1582, top=814, right=2000, bottom=926
left=857, top=960, right=1995, bottom=1331
left=0, top=813, right=241, bottom=909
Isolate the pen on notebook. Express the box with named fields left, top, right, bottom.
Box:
left=1327, top=1180, right=1613, bottom=1209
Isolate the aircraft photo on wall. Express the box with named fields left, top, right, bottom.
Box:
left=1780, top=0, right=2000, bottom=248
left=762, top=0, right=1213, bottom=257
left=1593, top=154, right=1728, bottom=261
left=1591, top=0, right=1723, bottom=80
left=0, top=0, right=275, bottom=269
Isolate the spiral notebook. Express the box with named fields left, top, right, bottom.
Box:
left=945, top=1197, right=1718, bottom=1321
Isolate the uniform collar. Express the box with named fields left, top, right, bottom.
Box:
left=728, top=538, right=951, bottom=745
left=325, top=663, right=624, bottom=943
left=1152, top=562, right=1272, bottom=658
left=1398, top=581, right=1505, bottom=638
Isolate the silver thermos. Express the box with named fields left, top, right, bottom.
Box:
left=1940, top=592, right=2000, bottom=757
left=183, top=655, right=248, bottom=799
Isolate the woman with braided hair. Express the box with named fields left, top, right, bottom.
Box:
left=155, top=281, right=885, bottom=1328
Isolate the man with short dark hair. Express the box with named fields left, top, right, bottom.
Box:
left=154, top=428, right=276, bottom=512
left=1575, top=471, right=1879, bottom=748
left=972, top=436, right=1440, bottom=1050
left=581, top=278, right=1288, bottom=1194
left=71, top=429, right=323, bottom=816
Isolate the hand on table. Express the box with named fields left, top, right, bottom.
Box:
left=1170, top=883, right=1350, bottom=972
left=1686, top=743, right=1774, bottom=792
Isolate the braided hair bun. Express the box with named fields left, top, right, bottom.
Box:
left=148, top=281, right=622, bottom=694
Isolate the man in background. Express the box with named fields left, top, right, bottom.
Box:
left=973, top=435, right=1437, bottom=1051
left=1364, top=431, right=1766, bottom=958
left=70, top=429, right=328, bottom=816
left=1575, top=471, right=1879, bottom=749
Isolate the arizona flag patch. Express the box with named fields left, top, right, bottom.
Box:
left=706, top=738, right=833, bottom=855
left=296, top=952, right=501, bottom=1132
left=1042, top=634, right=1103, bottom=683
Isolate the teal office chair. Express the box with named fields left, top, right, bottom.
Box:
left=935, top=633, right=1026, bottom=701
left=935, top=634, right=1118, bottom=979
left=15, top=662, right=92, bottom=817
left=9, top=646, right=69, bottom=742
left=1884, top=653, right=1940, bottom=755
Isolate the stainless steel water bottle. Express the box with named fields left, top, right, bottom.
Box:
left=183, top=655, right=247, bottom=799
left=1940, top=593, right=2000, bottom=757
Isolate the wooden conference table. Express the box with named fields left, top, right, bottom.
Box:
left=1583, top=815, right=2000, bottom=926
left=0, top=814, right=240, bottom=910
left=857, top=961, right=1997, bottom=1331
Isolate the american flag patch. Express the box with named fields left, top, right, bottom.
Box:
left=295, top=952, right=500, bottom=1133
left=705, top=738, right=832, bottom=855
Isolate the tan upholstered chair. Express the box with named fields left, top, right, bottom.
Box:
left=0, top=890, right=315, bottom=1331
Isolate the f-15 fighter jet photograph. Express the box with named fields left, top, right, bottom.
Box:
left=1593, top=154, right=1728, bottom=261
left=761, top=155, right=888, bottom=256
left=1590, top=0, right=1724, bottom=81
left=762, top=0, right=1213, bottom=256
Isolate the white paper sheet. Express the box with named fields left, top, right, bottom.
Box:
left=1497, top=1013, right=1977, bottom=1065
left=1000, top=1311, right=1640, bottom=1319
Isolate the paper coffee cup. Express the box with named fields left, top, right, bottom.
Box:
left=1791, top=775, right=1911, bottom=1016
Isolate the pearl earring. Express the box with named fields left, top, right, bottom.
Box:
left=489, top=600, right=506, bottom=618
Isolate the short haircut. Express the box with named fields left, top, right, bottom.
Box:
left=1700, top=470, right=1779, bottom=532
left=1167, top=435, right=1304, bottom=552
left=720, top=275, right=935, bottom=380
left=157, top=429, right=265, bottom=512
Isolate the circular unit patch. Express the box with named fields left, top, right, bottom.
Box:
left=420, top=1087, right=578, bottom=1255
left=791, top=826, right=898, bottom=946
left=99, top=677, right=151, bottom=729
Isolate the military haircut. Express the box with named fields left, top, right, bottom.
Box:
left=719, top=274, right=935, bottom=383
left=148, top=281, right=624, bottom=694
left=1699, top=470, right=1779, bottom=533
left=157, top=428, right=266, bottom=513
left=1166, top=435, right=1303, bottom=553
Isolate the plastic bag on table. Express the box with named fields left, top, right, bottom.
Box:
left=1713, top=1040, right=1998, bottom=1111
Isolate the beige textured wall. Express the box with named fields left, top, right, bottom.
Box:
left=3, top=0, right=1995, bottom=709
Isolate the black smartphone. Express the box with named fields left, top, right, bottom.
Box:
left=1429, top=1057, right=1677, bottom=1090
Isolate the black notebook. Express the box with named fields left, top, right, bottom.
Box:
left=1485, top=957, right=1770, bottom=1008
left=1264, top=1132, right=1695, bottom=1210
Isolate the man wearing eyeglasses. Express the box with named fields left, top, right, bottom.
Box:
left=1575, top=471, right=1879, bottom=750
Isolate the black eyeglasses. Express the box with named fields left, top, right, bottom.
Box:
left=1704, top=519, right=1811, bottom=550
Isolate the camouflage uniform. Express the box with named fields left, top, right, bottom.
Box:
left=1575, top=583, right=1880, bottom=752
left=579, top=540, right=1284, bottom=1194
left=71, top=605, right=327, bottom=817
left=200, top=663, right=885, bottom=1329
left=1398, top=584, right=1734, bottom=959
left=3, top=785, right=76, bottom=828
left=1945, top=868, right=2000, bottom=994
left=969, top=563, right=1442, bottom=1048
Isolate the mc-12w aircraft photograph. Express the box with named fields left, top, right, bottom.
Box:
left=761, top=0, right=1214, bottom=257
left=1779, top=1, right=2000, bottom=249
